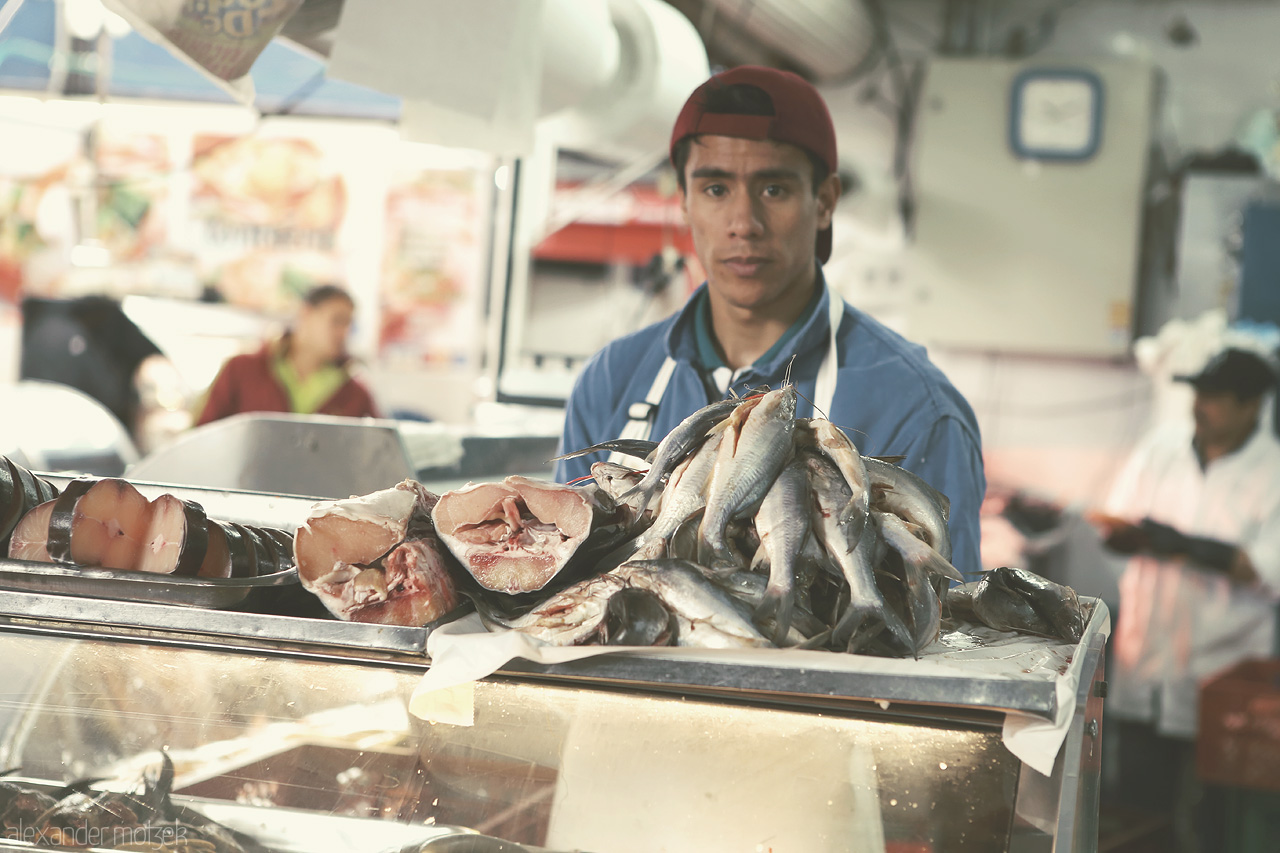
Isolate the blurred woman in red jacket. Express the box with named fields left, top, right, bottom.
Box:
left=195, top=284, right=380, bottom=426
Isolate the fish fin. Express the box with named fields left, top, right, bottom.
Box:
left=915, top=547, right=965, bottom=584
left=143, top=750, right=174, bottom=821
left=838, top=498, right=868, bottom=543
left=549, top=439, right=658, bottom=463
left=797, top=628, right=833, bottom=650
left=616, top=480, right=659, bottom=513
left=596, top=536, right=643, bottom=573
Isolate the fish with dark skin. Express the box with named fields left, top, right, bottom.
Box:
left=971, top=566, right=1087, bottom=643
left=601, top=587, right=677, bottom=646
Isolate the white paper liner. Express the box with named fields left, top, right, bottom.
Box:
left=410, top=604, right=1111, bottom=778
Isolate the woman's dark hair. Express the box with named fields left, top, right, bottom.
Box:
left=301, top=283, right=354, bottom=309
left=671, top=82, right=829, bottom=192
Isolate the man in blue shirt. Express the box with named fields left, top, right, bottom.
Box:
left=554, top=65, right=986, bottom=580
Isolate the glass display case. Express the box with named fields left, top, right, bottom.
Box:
left=0, top=483, right=1107, bottom=853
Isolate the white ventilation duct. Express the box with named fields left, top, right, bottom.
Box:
left=326, top=0, right=709, bottom=159
left=541, top=0, right=711, bottom=160
left=701, top=0, right=876, bottom=83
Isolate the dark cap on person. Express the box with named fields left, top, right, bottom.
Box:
left=1173, top=347, right=1278, bottom=398
left=669, top=65, right=838, bottom=263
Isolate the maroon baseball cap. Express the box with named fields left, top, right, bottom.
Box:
left=670, top=65, right=838, bottom=263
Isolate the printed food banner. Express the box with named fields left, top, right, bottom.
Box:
left=379, top=168, right=487, bottom=365
left=94, top=127, right=172, bottom=263
left=189, top=133, right=346, bottom=313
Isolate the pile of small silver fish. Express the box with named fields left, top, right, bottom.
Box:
left=502, top=385, right=968, bottom=657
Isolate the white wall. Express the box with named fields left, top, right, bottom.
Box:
left=818, top=1, right=1280, bottom=515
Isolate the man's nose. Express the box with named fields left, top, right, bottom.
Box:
left=726, top=192, right=764, bottom=239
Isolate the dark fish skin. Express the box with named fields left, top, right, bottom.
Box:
left=943, top=581, right=981, bottom=622
left=550, top=438, right=659, bottom=464
left=995, top=566, right=1087, bottom=644
left=602, top=587, right=677, bottom=646
left=971, top=569, right=1056, bottom=638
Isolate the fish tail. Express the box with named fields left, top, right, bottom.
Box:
left=754, top=582, right=795, bottom=645
left=831, top=601, right=884, bottom=653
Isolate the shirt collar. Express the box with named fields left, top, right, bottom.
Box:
left=669, top=267, right=835, bottom=378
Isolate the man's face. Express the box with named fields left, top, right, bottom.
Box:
left=297, top=297, right=353, bottom=363
left=680, top=135, right=839, bottom=316
left=1192, top=389, right=1261, bottom=449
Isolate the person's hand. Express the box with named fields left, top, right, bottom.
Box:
left=1138, top=518, right=1192, bottom=557
left=1087, top=512, right=1148, bottom=554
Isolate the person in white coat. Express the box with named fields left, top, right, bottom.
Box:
left=1094, top=346, right=1280, bottom=851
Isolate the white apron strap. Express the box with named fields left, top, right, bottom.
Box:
left=608, top=356, right=677, bottom=466
left=813, top=284, right=843, bottom=418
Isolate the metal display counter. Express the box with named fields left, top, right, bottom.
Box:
left=0, top=482, right=1107, bottom=853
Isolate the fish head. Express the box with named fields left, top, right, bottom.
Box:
left=770, top=384, right=798, bottom=419
left=802, top=451, right=852, bottom=508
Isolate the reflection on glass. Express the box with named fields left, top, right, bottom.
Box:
left=0, top=635, right=1021, bottom=852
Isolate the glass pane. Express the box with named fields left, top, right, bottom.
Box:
left=0, top=632, right=1021, bottom=852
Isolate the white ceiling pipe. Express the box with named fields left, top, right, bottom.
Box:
left=542, top=0, right=710, bottom=160
left=328, top=0, right=707, bottom=159
left=538, top=0, right=620, bottom=117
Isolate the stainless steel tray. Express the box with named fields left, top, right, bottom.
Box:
left=0, top=588, right=429, bottom=655
left=0, top=557, right=298, bottom=610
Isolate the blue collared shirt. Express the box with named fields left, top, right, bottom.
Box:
left=555, top=271, right=987, bottom=580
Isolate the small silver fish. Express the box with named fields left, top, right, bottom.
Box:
left=751, top=455, right=811, bottom=643
left=797, top=418, right=870, bottom=541
left=616, top=397, right=741, bottom=516
left=864, top=456, right=952, bottom=562
left=630, top=429, right=724, bottom=558
left=698, top=387, right=797, bottom=570
left=805, top=453, right=913, bottom=653
left=875, top=511, right=964, bottom=584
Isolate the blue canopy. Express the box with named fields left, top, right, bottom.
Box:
left=0, top=0, right=400, bottom=119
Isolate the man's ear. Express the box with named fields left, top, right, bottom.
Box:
left=816, top=172, right=841, bottom=228
left=678, top=184, right=689, bottom=225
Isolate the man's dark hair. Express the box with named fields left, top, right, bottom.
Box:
left=301, top=283, right=354, bottom=309
left=671, top=82, right=830, bottom=192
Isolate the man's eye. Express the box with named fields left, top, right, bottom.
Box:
left=763, top=184, right=788, bottom=198
left=703, top=184, right=727, bottom=197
